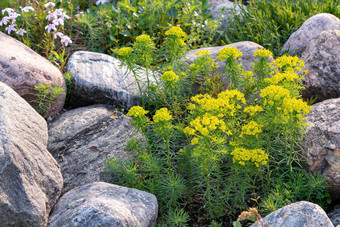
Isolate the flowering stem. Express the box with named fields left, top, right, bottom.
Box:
left=165, top=136, right=172, bottom=174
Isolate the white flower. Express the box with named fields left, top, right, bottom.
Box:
left=2, top=8, right=14, bottom=15
left=9, top=12, right=20, bottom=19
left=53, top=18, right=64, bottom=26
left=45, top=23, right=57, bottom=33
left=53, top=32, right=64, bottom=39
left=44, top=2, right=56, bottom=8
left=0, top=16, right=10, bottom=26
left=46, top=12, right=56, bottom=21
left=22, top=6, right=34, bottom=13
left=60, top=35, right=72, bottom=46
left=16, top=28, right=27, bottom=36
left=95, top=0, right=108, bottom=5
left=5, top=24, right=17, bottom=34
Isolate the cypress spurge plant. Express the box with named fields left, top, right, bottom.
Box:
left=107, top=27, right=328, bottom=225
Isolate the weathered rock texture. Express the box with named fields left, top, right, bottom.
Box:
left=281, top=13, right=340, bottom=56
left=301, top=30, right=340, bottom=102
left=328, top=207, right=340, bottom=226
left=251, top=201, right=334, bottom=227
left=304, top=98, right=340, bottom=199
left=67, top=51, right=153, bottom=110
left=0, top=82, right=63, bottom=227
left=0, top=31, right=66, bottom=117
left=48, top=182, right=158, bottom=227
left=184, top=41, right=274, bottom=85
left=47, top=105, right=139, bottom=194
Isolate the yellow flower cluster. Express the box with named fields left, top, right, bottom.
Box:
left=165, top=26, right=187, bottom=38
left=273, top=55, right=304, bottom=71
left=244, top=105, right=263, bottom=116
left=153, top=108, right=173, bottom=123
left=264, top=71, right=301, bottom=84
left=161, top=70, right=179, bottom=83
left=217, top=47, right=242, bottom=61
left=231, top=147, right=268, bottom=167
left=282, top=98, right=311, bottom=118
left=117, top=47, right=133, bottom=57
left=195, top=50, right=211, bottom=56
left=184, top=113, right=230, bottom=140
left=240, top=121, right=262, bottom=137
left=190, top=90, right=246, bottom=115
left=260, top=85, right=290, bottom=105
left=253, top=49, right=273, bottom=58
left=135, top=34, right=153, bottom=43
left=127, top=106, right=149, bottom=118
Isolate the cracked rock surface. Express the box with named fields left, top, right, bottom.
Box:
left=47, top=105, right=139, bottom=195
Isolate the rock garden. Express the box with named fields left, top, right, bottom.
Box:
left=0, top=0, right=339, bottom=226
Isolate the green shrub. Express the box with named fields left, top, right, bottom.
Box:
left=225, top=0, right=340, bottom=56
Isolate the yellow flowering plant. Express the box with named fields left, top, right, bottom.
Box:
left=112, top=37, right=325, bottom=225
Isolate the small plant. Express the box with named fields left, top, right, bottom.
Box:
left=30, top=83, right=64, bottom=116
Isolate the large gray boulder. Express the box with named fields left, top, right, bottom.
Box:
left=184, top=41, right=274, bottom=85
left=66, top=51, right=153, bottom=110
left=281, top=13, right=340, bottom=56
left=251, top=201, right=334, bottom=227
left=301, top=30, right=340, bottom=102
left=0, top=31, right=66, bottom=117
left=304, top=98, right=340, bottom=199
left=47, top=105, right=139, bottom=194
left=48, top=182, right=158, bottom=227
left=0, top=82, right=63, bottom=227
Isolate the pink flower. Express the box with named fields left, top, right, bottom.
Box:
left=53, top=32, right=64, bottom=39
left=22, top=6, right=34, bottom=13
left=46, top=12, right=56, bottom=21
left=2, top=8, right=14, bottom=15
left=44, top=2, right=55, bottom=8
left=5, top=24, right=17, bottom=34
left=0, top=16, right=10, bottom=26
left=45, top=23, right=57, bottom=33
left=53, top=18, right=64, bottom=26
left=16, top=28, right=27, bottom=36
left=9, top=12, right=20, bottom=20
left=95, top=0, right=108, bottom=5
left=61, top=35, right=72, bottom=46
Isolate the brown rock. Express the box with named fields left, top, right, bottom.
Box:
left=281, top=13, right=340, bottom=56
left=0, top=31, right=66, bottom=117
left=301, top=30, right=340, bottom=102
left=304, top=98, right=340, bottom=199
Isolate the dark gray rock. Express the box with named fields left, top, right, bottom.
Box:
left=251, top=201, right=334, bottom=227
left=48, top=182, right=158, bottom=227
left=304, top=98, right=340, bottom=199
left=0, top=82, right=63, bottom=227
left=0, top=31, right=66, bottom=117
left=47, top=105, right=139, bottom=194
left=301, top=30, right=340, bottom=102
left=281, top=13, right=340, bottom=56
left=328, top=207, right=340, bottom=226
left=66, top=51, right=154, bottom=110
